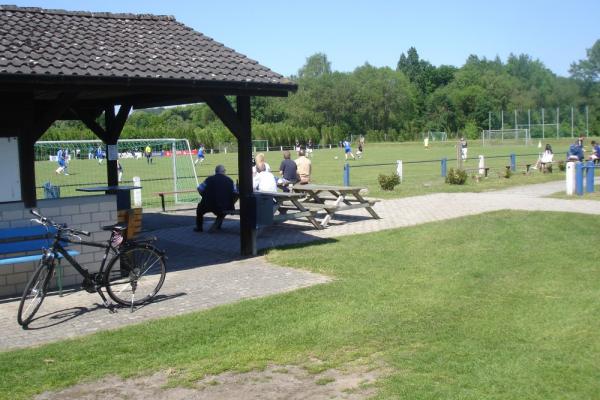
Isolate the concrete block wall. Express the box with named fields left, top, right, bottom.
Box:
left=0, top=195, right=118, bottom=298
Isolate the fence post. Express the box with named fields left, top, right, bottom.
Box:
left=132, top=176, right=142, bottom=207
left=441, top=158, right=447, bottom=177
left=576, top=162, right=584, bottom=196
left=396, top=160, right=403, bottom=183
left=343, top=163, right=350, bottom=186
left=566, top=162, right=575, bottom=195
left=478, top=155, right=485, bottom=176
left=510, top=153, right=516, bottom=172
left=586, top=160, right=595, bottom=193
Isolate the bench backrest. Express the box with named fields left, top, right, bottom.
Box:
left=0, top=226, right=61, bottom=255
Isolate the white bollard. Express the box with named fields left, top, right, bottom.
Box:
left=478, top=155, right=485, bottom=175
left=133, top=176, right=142, bottom=207
left=566, top=162, right=575, bottom=195
left=396, top=160, right=403, bottom=183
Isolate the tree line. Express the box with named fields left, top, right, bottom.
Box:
left=43, top=40, right=600, bottom=147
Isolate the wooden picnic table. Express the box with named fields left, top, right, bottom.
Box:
left=254, top=191, right=323, bottom=229
left=291, top=184, right=381, bottom=227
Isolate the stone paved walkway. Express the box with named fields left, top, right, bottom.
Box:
left=2, top=180, right=600, bottom=351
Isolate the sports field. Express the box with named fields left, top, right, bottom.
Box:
left=35, top=139, right=582, bottom=208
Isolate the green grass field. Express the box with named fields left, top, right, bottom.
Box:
left=36, top=139, right=582, bottom=208
left=1, top=211, right=600, bottom=399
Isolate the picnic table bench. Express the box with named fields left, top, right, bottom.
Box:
left=255, top=191, right=323, bottom=229
left=0, top=225, right=80, bottom=293
left=155, top=189, right=198, bottom=212
left=292, top=184, right=381, bottom=227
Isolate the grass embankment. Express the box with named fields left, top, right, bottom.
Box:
left=1, top=211, right=600, bottom=399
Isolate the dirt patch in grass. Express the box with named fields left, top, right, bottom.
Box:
left=35, top=362, right=388, bottom=400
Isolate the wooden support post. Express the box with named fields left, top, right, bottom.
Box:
left=78, top=105, right=131, bottom=189
left=18, top=135, right=36, bottom=207
left=237, top=96, right=255, bottom=256
left=205, top=95, right=256, bottom=256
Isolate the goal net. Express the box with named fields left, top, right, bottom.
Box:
left=481, top=128, right=530, bottom=146
left=422, top=131, right=448, bottom=141
left=34, top=138, right=199, bottom=208
left=252, top=139, right=269, bottom=152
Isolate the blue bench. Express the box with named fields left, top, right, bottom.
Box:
left=0, top=225, right=80, bottom=294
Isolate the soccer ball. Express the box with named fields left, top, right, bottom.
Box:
left=334, top=156, right=338, bottom=160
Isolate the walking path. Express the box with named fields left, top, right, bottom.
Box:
left=2, top=180, right=599, bottom=351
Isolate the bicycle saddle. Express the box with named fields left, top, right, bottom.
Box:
left=102, top=224, right=128, bottom=232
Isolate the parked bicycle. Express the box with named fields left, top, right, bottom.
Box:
left=18, top=209, right=167, bottom=327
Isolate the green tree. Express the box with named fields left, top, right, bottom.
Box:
left=298, top=53, right=332, bottom=79
left=570, top=39, right=600, bottom=82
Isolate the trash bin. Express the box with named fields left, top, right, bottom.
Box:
left=255, top=193, right=274, bottom=228
left=43, top=182, right=60, bottom=199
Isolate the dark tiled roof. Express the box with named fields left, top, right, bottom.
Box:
left=0, top=5, right=296, bottom=91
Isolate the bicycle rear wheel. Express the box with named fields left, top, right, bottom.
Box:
left=17, top=260, right=54, bottom=327
left=104, top=244, right=166, bottom=307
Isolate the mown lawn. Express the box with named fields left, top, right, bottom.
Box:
left=1, top=210, right=599, bottom=399
left=549, top=184, right=600, bottom=201
left=36, top=139, right=577, bottom=207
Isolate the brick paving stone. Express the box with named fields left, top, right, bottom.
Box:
left=1, top=180, right=600, bottom=351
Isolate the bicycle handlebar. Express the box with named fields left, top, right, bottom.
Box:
left=30, top=209, right=91, bottom=237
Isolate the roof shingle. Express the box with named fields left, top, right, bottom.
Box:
left=0, top=5, right=295, bottom=91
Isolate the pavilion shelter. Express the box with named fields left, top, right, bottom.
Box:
left=0, top=6, right=297, bottom=258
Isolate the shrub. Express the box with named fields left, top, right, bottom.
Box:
left=445, top=168, right=467, bottom=185
left=378, top=173, right=401, bottom=191
left=503, top=167, right=512, bottom=179
left=558, top=160, right=566, bottom=172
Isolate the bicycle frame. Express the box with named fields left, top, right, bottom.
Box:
left=47, top=229, right=124, bottom=301
left=18, top=209, right=166, bottom=328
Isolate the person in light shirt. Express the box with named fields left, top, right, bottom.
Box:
left=295, top=148, right=311, bottom=184
left=253, top=160, right=277, bottom=192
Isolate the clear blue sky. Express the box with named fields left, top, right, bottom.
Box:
left=12, top=0, right=600, bottom=77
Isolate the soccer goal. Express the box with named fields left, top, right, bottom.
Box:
left=422, top=131, right=448, bottom=142
left=252, top=139, right=269, bottom=152
left=35, top=138, right=199, bottom=207
left=481, top=128, right=530, bottom=146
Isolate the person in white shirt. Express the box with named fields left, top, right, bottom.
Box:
left=253, top=161, right=277, bottom=192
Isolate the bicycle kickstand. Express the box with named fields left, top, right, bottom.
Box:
left=97, top=289, right=117, bottom=314
left=130, top=293, right=136, bottom=313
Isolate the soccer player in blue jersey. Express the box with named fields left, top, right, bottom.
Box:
left=194, top=144, right=205, bottom=165
left=55, top=148, right=66, bottom=174
left=342, top=140, right=355, bottom=160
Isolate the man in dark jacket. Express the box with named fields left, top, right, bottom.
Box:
left=195, top=165, right=236, bottom=232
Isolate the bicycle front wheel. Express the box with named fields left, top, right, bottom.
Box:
left=17, top=260, right=54, bottom=327
left=104, top=244, right=166, bottom=307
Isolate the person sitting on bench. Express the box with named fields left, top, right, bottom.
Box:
left=567, top=141, right=584, bottom=162
left=194, top=165, right=236, bottom=233
left=589, top=140, right=600, bottom=164
left=277, top=150, right=298, bottom=191
left=533, top=144, right=553, bottom=170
